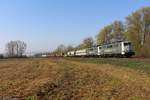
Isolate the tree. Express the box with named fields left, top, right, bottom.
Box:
left=126, top=7, right=150, bottom=56
left=54, top=44, right=66, bottom=56
left=96, top=21, right=126, bottom=45
left=96, top=25, right=113, bottom=45
left=111, top=21, right=125, bottom=41
left=76, top=37, right=94, bottom=49
left=82, top=37, right=94, bottom=48
left=6, top=40, right=27, bottom=57
left=64, top=45, right=74, bottom=52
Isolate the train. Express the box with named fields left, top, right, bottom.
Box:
left=66, top=41, right=135, bottom=58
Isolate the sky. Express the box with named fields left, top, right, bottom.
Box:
left=0, top=0, right=149, bottom=54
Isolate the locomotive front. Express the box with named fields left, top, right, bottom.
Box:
left=122, top=41, right=135, bottom=57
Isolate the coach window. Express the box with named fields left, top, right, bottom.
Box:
left=107, top=45, right=112, bottom=48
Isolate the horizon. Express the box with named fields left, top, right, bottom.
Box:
left=0, top=0, right=150, bottom=54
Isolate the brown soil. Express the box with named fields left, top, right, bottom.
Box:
left=0, top=58, right=150, bottom=100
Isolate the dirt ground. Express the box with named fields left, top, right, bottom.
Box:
left=0, top=58, right=150, bottom=100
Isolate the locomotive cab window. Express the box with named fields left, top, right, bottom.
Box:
left=124, top=42, right=131, bottom=46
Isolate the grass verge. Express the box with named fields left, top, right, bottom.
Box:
left=66, top=57, right=150, bottom=74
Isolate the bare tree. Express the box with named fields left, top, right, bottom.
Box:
left=52, top=44, right=66, bottom=56
left=5, top=40, right=27, bottom=57
left=16, top=41, right=27, bottom=57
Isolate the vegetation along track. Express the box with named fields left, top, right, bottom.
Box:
left=0, top=58, right=150, bottom=100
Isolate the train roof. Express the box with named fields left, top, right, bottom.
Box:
left=67, top=41, right=132, bottom=53
left=97, top=41, right=131, bottom=46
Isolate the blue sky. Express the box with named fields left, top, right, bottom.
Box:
left=0, top=0, right=149, bottom=53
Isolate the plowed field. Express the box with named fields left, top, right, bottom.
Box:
left=0, top=58, right=150, bottom=100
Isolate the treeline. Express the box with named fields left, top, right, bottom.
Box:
left=52, top=7, right=150, bottom=57
left=0, top=40, right=27, bottom=58
left=51, top=37, right=94, bottom=56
